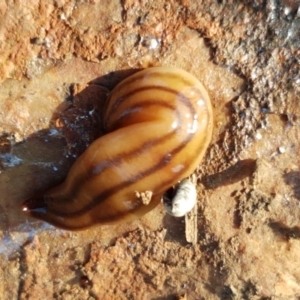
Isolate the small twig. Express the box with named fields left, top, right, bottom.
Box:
left=185, top=174, right=198, bottom=244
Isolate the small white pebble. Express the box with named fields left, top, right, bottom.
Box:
left=255, top=132, right=262, bottom=140
left=142, top=37, right=160, bottom=50
left=148, top=38, right=159, bottom=50
left=49, top=129, right=59, bottom=136
left=278, top=146, right=285, bottom=154
left=60, top=13, right=66, bottom=20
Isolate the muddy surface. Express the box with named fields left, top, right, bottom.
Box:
left=0, top=0, right=300, bottom=299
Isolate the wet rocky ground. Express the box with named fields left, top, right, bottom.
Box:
left=0, top=0, right=300, bottom=299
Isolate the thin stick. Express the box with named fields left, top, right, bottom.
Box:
left=185, top=174, right=198, bottom=244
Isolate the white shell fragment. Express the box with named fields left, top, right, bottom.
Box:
left=162, top=178, right=197, bottom=217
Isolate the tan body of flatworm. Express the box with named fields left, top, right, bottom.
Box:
left=22, top=66, right=213, bottom=230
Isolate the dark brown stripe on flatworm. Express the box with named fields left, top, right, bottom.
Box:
left=154, top=129, right=211, bottom=193
left=48, top=89, right=198, bottom=217
left=106, top=85, right=196, bottom=120
left=112, top=70, right=198, bottom=102
left=109, top=100, right=178, bottom=131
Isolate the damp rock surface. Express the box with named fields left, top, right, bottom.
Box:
left=0, top=0, right=300, bottom=299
